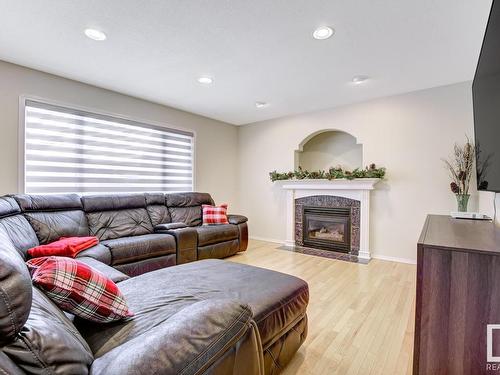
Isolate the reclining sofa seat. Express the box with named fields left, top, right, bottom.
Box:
left=81, top=194, right=177, bottom=276
left=165, top=192, right=249, bottom=259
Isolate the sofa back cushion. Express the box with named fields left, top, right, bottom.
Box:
left=13, top=194, right=90, bottom=244
left=82, top=194, right=154, bottom=241
left=0, top=227, right=32, bottom=346
left=0, top=197, right=39, bottom=259
left=145, top=193, right=171, bottom=226
left=3, top=287, right=94, bottom=375
left=166, top=192, right=214, bottom=227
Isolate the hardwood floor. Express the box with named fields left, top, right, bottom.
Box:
left=228, top=240, right=416, bottom=375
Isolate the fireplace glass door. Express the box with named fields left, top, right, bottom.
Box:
left=302, top=206, right=351, bottom=252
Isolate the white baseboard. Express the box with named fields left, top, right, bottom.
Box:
left=249, top=236, right=283, bottom=244
left=371, top=254, right=416, bottom=265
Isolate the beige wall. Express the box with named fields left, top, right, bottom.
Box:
left=237, top=82, right=475, bottom=262
left=0, top=60, right=238, bottom=207
left=0, top=59, right=478, bottom=262
left=297, top=131, right=363, bottom=171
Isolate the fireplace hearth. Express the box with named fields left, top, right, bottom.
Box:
left=303, top=206, right=351, bottom=252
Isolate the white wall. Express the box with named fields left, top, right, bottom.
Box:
left=237, top=82, right=475, bottom=262
left=0, top=60, right=238, bottom=207
left=297, top=131, right=362, bottom=171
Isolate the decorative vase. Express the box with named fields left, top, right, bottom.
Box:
left=455, top=194, right=470, bottom=212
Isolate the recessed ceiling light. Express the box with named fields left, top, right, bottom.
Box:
left=84, top=28, right=107, bottom=41
left=255, top=101, right=268, bottom=108
left=313, top=26, right=334, bottom=40
left=197, top=76, right=213, bottom=85
left=352, top=75, right=370, bottom=84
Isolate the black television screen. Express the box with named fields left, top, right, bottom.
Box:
left=473, top=0, right=500, bottom=192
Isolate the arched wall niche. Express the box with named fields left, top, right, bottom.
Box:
left=294, top=129, right=363, bottom=171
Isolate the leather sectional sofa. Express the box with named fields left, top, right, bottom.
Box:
left=11, top=192, right=249, bottom=276
left=0, top=192, right=309, bottom=375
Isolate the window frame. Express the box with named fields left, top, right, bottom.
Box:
left=18, top=95, right=197, bottom=194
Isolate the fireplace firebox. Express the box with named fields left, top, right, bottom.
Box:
left=302, top=206, right=351, bottom=252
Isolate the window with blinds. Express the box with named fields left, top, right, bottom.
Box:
left=23, top=100, right=194, bottom=194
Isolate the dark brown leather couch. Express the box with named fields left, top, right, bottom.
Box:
left=10, top=192, right=249, bottom=276
left=0, top=194, right=308, bottom=375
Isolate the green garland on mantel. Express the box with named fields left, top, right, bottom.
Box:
left=269, top=164, right=386, bottom=182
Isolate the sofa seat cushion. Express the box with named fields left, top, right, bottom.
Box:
left=76, top=260, right=308, bottom=354
left=101, top=233, right=176, bottom=265
left=77, top=257, right=130, bottom=283
left=196, top=224, right=239, bottom=246
left=76, top=244, right=112, bottom=265
left=197, top=239, right=239, bottom=260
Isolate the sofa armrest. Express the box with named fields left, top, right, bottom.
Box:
left=167, top=227, right=198, bottom=264
left=155, top=224, right=197, bottom=264
left=228, top=214, right=248, bottom=225
left=90, top=300, right=264, bottom=375
left=228, top=215, right=249, bottom=252
left=154, top=222, right=187, bottom=231
left=76, top=257, right=130, bottom=283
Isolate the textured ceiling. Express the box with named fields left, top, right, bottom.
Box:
left=0, top=0, right=492, bottom=125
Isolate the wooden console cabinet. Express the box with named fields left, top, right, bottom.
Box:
left=414, top=215, right=500, bottom=374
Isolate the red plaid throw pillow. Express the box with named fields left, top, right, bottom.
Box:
left=27, top=257, right=133, bottom=323
left=202, top=204, right=229, bottom=225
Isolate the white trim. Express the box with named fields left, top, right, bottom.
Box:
left=18, top=95, right=197, bottom=193
left=358, top=249, right=371, bottom=261
left=249, top=236, right=284, bottom=244
left=371, top=254, right=417, bottom=265
left=280, top=178, right=380, bottom=191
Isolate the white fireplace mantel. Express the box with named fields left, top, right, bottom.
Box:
left=280, top=178, right=380, bottom=260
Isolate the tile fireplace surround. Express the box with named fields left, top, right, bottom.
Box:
left=281, top=179, right=380, bottom=260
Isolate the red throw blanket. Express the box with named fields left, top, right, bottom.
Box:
left=27, top=236, right=99, bottom=258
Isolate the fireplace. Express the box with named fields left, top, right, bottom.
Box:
left=303, top=206, right=351, bottom=252
left=294, top=195, right=361, bottom=255
left=284, top=179, right=379, bottom=260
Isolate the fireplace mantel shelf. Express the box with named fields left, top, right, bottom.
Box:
left=280, top=178, right=380, bottom=191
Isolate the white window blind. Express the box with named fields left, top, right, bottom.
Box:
left=23, top=100, right=194, bottom=194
